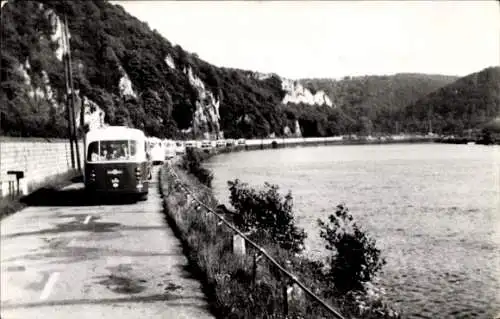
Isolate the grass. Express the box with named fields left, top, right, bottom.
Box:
left=0, top=169, right=81, bottom=220
left=0, top=195, right=26, bottom=220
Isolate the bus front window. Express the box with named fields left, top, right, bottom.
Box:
left=129, top=141, right=137, bottom=159
left=94, top=140, right=137, bottom=161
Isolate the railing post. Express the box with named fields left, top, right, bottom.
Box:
left=275, top=260, right=289, bottom=317
left=252, top=253, right=258, bottom=286
left=252, top=252, right=262, bottom=286
left=282, top=280, right=289, bottom=316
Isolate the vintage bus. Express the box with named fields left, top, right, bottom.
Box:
left=174, top=141, right=186, bottom=155
left=84, top=126, right=152, bottom=200
left=148, top=137, right=165, bottom=165
left=200, top=140, right=213, bottom=153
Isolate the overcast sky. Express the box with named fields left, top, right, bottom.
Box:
left=112, top=1, right=499, bottom=79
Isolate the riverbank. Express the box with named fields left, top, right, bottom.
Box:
left=159, top=155, right=401, bottom=318
left=434, top=136, right=499, bottom=145
left=196, top=134, right=495, bottom=159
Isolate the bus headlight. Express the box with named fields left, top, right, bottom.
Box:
left=90, top=170, right=96, bottom=181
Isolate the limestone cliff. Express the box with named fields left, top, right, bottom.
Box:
left=184, top=66, right=222, bottom=139
left=281, top=78, right=333, bottom=107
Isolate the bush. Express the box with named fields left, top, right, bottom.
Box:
left=477, top=128, right=494, bottom=145
left=181, top=147, right=214, bottom=187
left=227, top=179, right=306, bottom=254
left=318, top=203, right=386, bottom=294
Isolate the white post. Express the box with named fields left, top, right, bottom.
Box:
left=232, top=234, right=246, bottom=256
left=288, top=283, right=305, bottom=305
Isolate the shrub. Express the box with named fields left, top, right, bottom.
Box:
left=181, top=147, right=214, bottom=187
left=318, top=203, right=386, bottom=294
left=478, top=128, right=494, bottom=145
left=227, top=179, right=306, bottom=254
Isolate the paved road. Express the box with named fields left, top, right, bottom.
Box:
left=1, top=167, right=214, bottom=319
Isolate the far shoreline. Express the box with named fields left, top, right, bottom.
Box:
left=205, top=135, right=492, bottom=155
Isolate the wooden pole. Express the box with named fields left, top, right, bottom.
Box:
left=62, top=15, right=75, bottom=169
left=65, top=15, right=81, bottom=172
left=282, top=282, right=289, bottom=316
left=80, top=91, right=86, bottom=163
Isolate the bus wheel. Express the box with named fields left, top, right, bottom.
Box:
left=138, top=193, right=148, bottom=201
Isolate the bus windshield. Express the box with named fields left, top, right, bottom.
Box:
left=87, top=140, right=138, bottom=162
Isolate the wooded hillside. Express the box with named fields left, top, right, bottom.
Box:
left=1, top=0, right=497, bottom=138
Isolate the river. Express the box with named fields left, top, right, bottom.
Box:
left=204, top=143, right=500, bottom=319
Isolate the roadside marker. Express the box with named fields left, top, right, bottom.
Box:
left=83, top=215, right=92, bottom=224
left=40, top=272, right=60, bottom=300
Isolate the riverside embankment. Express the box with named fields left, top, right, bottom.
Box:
left=159, top=156, right=400, bottom=319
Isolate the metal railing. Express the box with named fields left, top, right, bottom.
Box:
left=164, top=161, right=346, bottom=319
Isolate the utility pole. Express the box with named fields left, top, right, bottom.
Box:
left=64, top=15, right=81, bottom=172
left=79, top=90, right=86, bottom=162
left=62, top=15, right=75, bottom=169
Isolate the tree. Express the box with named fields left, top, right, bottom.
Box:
left=477, top=128, right=494, bottom=145
left=172, top=98, right=194, bottom=130
left=181, top=148, right=213, bottom=187
left=227, top=179, right=306, bottom=253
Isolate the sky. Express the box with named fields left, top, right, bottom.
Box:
left=112, top=1, right=499, bottom=79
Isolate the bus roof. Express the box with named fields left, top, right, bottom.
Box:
left=86, top=126, right=146, bottom=144
left=147, top=136, right=162, bottom=142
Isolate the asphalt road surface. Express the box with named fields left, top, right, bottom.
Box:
left=1, top=166, right=215, bottom=319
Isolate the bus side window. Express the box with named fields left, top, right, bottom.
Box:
left=87, top=142, right=99, bottom=162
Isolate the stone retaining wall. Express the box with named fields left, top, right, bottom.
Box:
left=0, top=137, right=84, bottom=197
